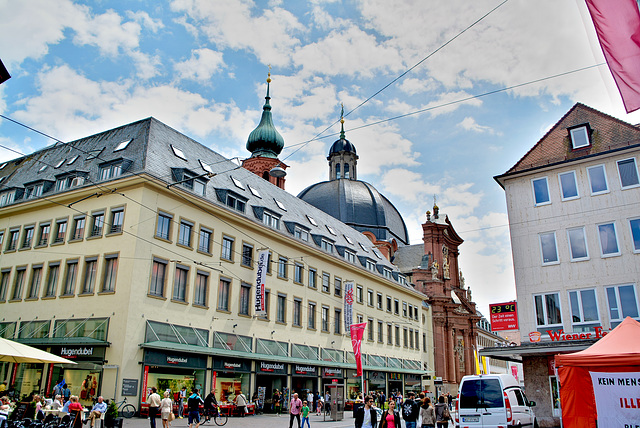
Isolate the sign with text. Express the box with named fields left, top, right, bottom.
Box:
left=590, top=371, right=640, bottom=427
left=121, top=379, right=138, bottom=396
left=489, top=302, right=518, bottom=331
left=255, top=250, right=269, bottom=316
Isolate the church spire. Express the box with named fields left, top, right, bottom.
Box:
left=327, top=104, right=358, bottom=181
left=246, top=68, right=284, bottom=159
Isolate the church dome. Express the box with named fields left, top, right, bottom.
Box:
left=328, top=137, right=356, bottom=156
left=246, top=75, right=284, bottom=158
left=297, top=179, right=410, bottom=245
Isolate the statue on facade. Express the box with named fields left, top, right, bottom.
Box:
left=431, top=260, right=439, bottom=280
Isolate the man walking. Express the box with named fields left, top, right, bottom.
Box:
left=188, top=388, right=204, bottom=428
left=354, top=395, right=378, bottom=428
left=289, top=392, right=303, bottom=428
left=178, top=387, right=186, bottom=418
left=401, top=391, right=420, bottom=428
left=148, top=387, right=161, bottom=428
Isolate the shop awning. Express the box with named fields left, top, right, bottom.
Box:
left=17, top=337, right=110, bottom=346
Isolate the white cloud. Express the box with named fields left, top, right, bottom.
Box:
left=174, top=48, right=225, bottom=82
left=126, top=10, right=165, bottom=33
left=458, top=116, right=498, bottom=134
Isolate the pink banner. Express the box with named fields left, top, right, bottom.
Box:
left=350, top=322, right=367, bottom=376
left=586, top=0, right=640, bottom=113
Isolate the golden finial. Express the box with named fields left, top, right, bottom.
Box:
left=267, top=65, right=272, bottom=83
left=340, top=103, right=344, bottom=124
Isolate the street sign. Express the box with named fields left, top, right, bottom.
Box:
left=489, top=302, right=519, bottom=331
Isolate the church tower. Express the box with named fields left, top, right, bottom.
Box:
left=242, top=71, right=288, bottom=189
left=327, top=105, right=358, bottom=181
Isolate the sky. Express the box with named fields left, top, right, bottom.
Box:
left=1, top=0, right=639, bottom=318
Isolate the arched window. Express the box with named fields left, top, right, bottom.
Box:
left=335, top=163, right=341, bottom=179
left=344, top=163, right=350, bottom=179
left=262, top=171, right=270, bottom=181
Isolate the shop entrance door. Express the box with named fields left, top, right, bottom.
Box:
left=324, top=384, right=343, bottom=421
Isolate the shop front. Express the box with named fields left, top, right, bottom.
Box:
left=255, top=361, right=288, bottom=413
left=388, top=372, right=403, bottom=395
left=345, top=369, right=362, bottom=400
left=321, top=367, right=344, bottom=405
left=47, top=345, right=107, bottom=407
left=404, top=374, right=421, bottom=395
left=291, top=364, right=317, bottom=397
left=142, top=349, right=207, bottom=410
left=211, top=357, right=251, bottom=403
left=11, top=363, right=44, bottom=400
left=367, top=371, right=386, bottom=395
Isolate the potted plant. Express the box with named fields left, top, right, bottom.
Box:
left=104, top=400, right=118, bottom=428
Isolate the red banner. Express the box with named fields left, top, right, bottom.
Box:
left=350, top=322, right=367, bottom=376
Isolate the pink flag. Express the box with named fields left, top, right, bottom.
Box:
left=586, top=0, right=640, bottom=113
left=350, top=322, right=367, bottom=376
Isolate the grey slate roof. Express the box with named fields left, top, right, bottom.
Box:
left=0, top=117, right=420, bottom=294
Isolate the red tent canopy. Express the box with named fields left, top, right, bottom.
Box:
left=554, top=317, right=640, bottom=428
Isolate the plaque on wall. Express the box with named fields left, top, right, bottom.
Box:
left=122, top=378, right=138, bottom=396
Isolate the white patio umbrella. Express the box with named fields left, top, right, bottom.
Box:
left=0, top=337, right=76, bottom=364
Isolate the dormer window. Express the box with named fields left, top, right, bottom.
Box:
left=262, top=210, right=280, bottom=229
left=215, top=188, right=247, bottom=213
left=99, top=158, right=132, bottom=181
left=25, top=183, right=44, bottom=199
left=569, top=124, right=591, bottom=150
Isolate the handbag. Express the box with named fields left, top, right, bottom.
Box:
left=168, top=412, right=175, bottom=422
left=442, top=406, right=450, bottom=421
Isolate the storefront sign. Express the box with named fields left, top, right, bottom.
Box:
left=144, top=350, right=207, bottom=368
left=489, top=302, right=518, bottom=331
left=388, top=373, right=403, bottom=381
left=322, top=368, right=343, bottom=378
left=259, top=361, right=287, bottom=374
left=142, top=366, right=149, bottom=403
left=212, top=358, right=251, bottom=372
left=344, top=281, right=354, bottom=331
left=51, top=346, right=106, bottom=361
left=294, top=365, right=317, bottom=376
left=590, top=371, right=640, bottom=427
left=255, top=250, right=269, bottom=316
left=528, top=326, right=612, bottom=343
left=122, top=379, right=138, bottom=396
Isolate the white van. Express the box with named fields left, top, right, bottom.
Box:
left=456, top=374, right=537, bottom=428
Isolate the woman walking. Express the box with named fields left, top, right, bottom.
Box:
left=161, top=391, right=173, bottom=428
left=419, top=397, right=435, bottom=428
left=379, top=399, right=400, bottom=428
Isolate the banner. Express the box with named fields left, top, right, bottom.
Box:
left=255, top=250, right=269, bottom=316
left=590, top=371, right=640, bottom=427
left=350, top=322, right=367, bottom=376
left=344, top=281, right=355, bottom=331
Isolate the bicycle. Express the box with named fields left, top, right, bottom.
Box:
left=199, top=406, right=227, bottom=426
left=112, top=397, right=136, bottom=418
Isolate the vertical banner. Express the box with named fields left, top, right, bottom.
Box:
left=212, top=371, right=217, bottom=389
left=349, top=322, right=367, bottom=376
left=344, top=281, right=354, bottom=331
left=590, top=371, right=640, bottom=426
left=511, top=365, right=518, bottom=381
left=142, top=365, right=149, bottom=403
left=255, top=250, right=269, bottom=316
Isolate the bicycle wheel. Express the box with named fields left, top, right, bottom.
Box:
left=213, top=413, right=228, bottom=427
left=121, top=404, right=136, bottom=418
left=198, top=411, right=210, bottom=425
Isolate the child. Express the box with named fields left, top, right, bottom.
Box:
left=301, top=401, right=310, bottom=428
left=316, top=396, right=323, bottom=415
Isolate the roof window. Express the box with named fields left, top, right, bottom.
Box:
left=86, top=148, right=103, bottom=160
left=326, top=225, right=337, bottom=236
left=344, top=235, right=354, bottom=245
left=199, top=159, right=213, bottom=174
left=55, top=159, right=65, bottom=168
left=569, top=124, right=591, bottom=150
left=306, top=215, right=318, bottom=226
left=38, top=165, right=47, bottom=173
left=114, top=139, right=132, bottom=152
left=67, top=155, right=79, bottom=165
left=231, top=176, right=244, bottom=190
left=274, top=199, right=286, bottom=211
left=171, top=144, right=187, bottom=161
left=248, top=184, right=261, bottom=198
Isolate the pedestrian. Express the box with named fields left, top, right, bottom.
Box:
left=235, top=390, right=247, bottom=417
left=148, top=387, right=161, bottom=428
left=187, top=388, right=203, bottom=428
left=354, top=395, right=377, bottom=428
left=301, top=400, right=310, bottom=428
left=434, top=396, right=450, bottom=428
left=289, top=392, right=303, bottom=428
left=447, top=393, right=452, bottom=410
left=401, top=391, right=420, bottom=428
left=380, top=399, right=400, bottom=428
left=324, top=391, right=331, bottom=414
left=63, top=385, right=71, bottom=403
left=160, top=391, right=173, bottom=428
left=420, top=397, right=436, bottom=428
left=178, top=387, right=186, bottom=419
left=316, top=394, right=323, bottom=415
left=203, top=388, right=218, bottom=421
left=273, top=389, right=281, bottom=416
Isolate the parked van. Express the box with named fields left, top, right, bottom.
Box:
left=456, top=374, right=537, bottom=428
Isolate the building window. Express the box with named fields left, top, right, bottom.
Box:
left=569, top=125, right=590, bottom=149
left=156, top=212, right=172, bottom=240
left=367, top=318, right=374, bottom=341
left=109, top=208, right=124, bottom=233
left=277, top=294, right=286, bottom=323
left=71, top=216, right=86, bottom=240
left=334, top=277, right=342, bottom=297
left=293, top=298, right=302, bottom=327
left=198, top=228, right=212, bottom=253
left=239, top=282, right=250, bottom=315
left=539, top=232, right=559, bottom=264
left=377, top=320, right=383, bottom=343
left=102, top=254, right=118, bottom=292
left=377, top=292, right=383, bottom=309
left=194, top=271, right=209, bottom=307
left=54, top=219, right=67, bottom=244
left=597, top=222, right=620, bottom=257
left=99, top=163, right=123, bottom=180
left=178, top=220, right=193, bottom=247
left=217, top=278, right=230, bottom=311
left=0, top=191, right=15, bottom=206
left=617, top=158, right=640, bottom=188
left=294, top=263, right=304, bottom=284
left=356, top=285, right=363, bottom=303
left=394, top=298, right=399, bottom=315
left=630, top=218, right=640, bottom=253
left=278, top=257, right=288, bottom=279
left=6, top=229, right=19, bottom=251
left=62, top=260, right=78, bottom=295
left=387, top=296, right=392, bottom=312
left=242, top=243, right=254, bottom=267
left=308, top=268, right=317, bottom=289
left=532, top=177, right=550, bottom=206
left=322, top=272, right=330, bottom=293
left=387, top=324, right=393, bottom=345
left=402, top=301, right=408, bottom=317
left=403, top=328, right=408, bottom=347
left=321, top=306, right=329, bottom=332
left=344, top=250, right=356, bottom=263
left=27, top=266, right=43, bottom=299
left=587, top=164, right=609, bottom=195
left=150, top=258, right=168, bottom=297
left=415, top=331, right=419, bottom=349
left=395, top=325, right=400, bottom=346
left=294, top=226, right=309, bottom=241
left=82, top=258, right=98, bottom=294
left=408, top=304, right=413, bottom=319
left=559, top=171, right=579, bottom=200
left=0, top=270, right=10, bottom=301
left=21, top=226, right=34, bottom=249
left=226, top=194, right=246, bottom=213
left=321, top=239, right=334, bottom=253
left=534, top=292, right=562, bottom=331
left=335, top=163, right=341, bottom=179
left=90, top=212, right=104, bottom=237
left=221, top=236, right=234, bottom=261
left=568, top=288, right=599, bottom=332
left=409, top=329, right=414, bottom=348
left=308, top=302, right=316, bottom=329
left=11, top=268, right=26, bottom=300
left=38, top=223, right=50, bottom=246
left=367, top=289, right=374, bottom=306
left=606, top=284, right=639, bottom=327
left=263, top=211, right=280, bottom=229
left=334, top=309, right=341, bottom=334
left=25, top=183, right=44, bottom=199
left=44, top=263, right=59, bottom=297
left=567, top=227, right=589, bottom=261
left=173, top=265, right=189, bottom=302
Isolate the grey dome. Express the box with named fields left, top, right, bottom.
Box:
left=328, top=137, right=356, bottom=156
left=297, top=179, right=409, bottom=245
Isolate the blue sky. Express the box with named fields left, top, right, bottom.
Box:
left=1, top=0, right=639, bottom=318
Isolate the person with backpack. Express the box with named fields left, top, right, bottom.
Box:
left=434, top=395, right=450, bottom=428
left=401, top=391, right=420, bottom=428
left=187, top=388, right=204, bottom=428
